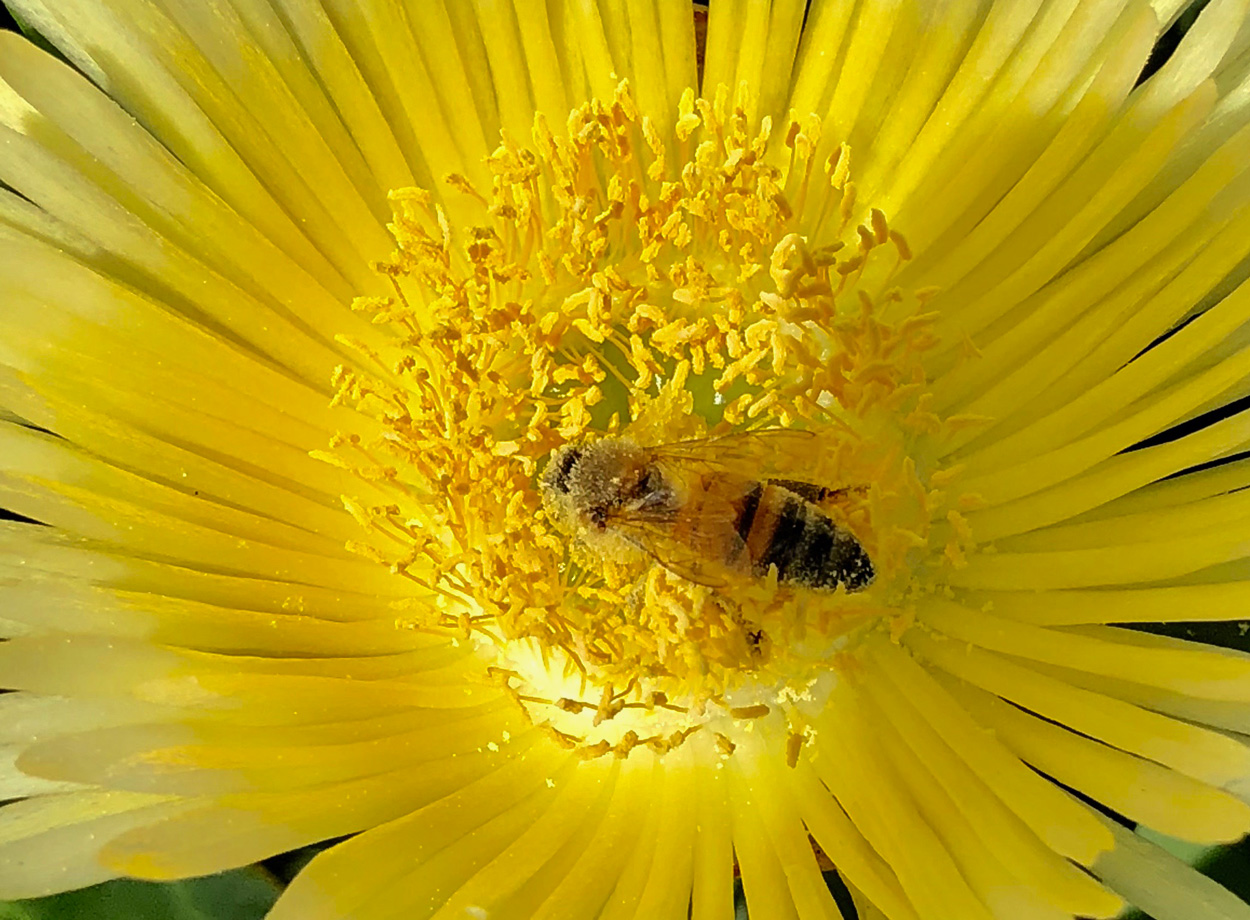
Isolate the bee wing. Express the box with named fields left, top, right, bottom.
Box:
left=649, top=427, right=817, bottom=472
left=621, top=532, right=730, bottom=588
left=606, top=494, right=746, bottom=589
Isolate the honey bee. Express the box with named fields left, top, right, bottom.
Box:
left=540, top=430, right=874, bottom=591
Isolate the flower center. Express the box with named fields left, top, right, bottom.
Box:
left=324, top=83, right=974, bottom=761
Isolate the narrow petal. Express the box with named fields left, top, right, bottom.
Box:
left=920, top=601, right=1250, bottom=701
left=528, top=759, right=655, bottom=920
left=810, top=682, right=995, bottom=920
left=944, top=676, right=1250, bottom=842
left=690, top=740, right=736, bottom=920
left=906, top=628, right=1250, bottom=787
left=864, top=633, right=1113, bottom=862
left=268, top=743, right=574, bottom=920
left=791, top=763, right=919, bottom=920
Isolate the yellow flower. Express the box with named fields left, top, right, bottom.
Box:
left=1, top=1, right=1250, bottom=918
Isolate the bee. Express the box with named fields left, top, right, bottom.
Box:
left=539, top=430, right=874, bottom=591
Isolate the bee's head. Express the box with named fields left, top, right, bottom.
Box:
left=540, top=439, right=655, bottom=534
left=544, top=444, right=584, bottom=496
left=541, top=443, right=604, bottom=531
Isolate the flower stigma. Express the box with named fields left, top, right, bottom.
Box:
left=321, top=83, right=984, bottom=764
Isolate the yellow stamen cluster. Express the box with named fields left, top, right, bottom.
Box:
left=322, top=83, right=966, bottom=759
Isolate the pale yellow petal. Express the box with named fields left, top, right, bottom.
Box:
left=885, top=0, right=1151, bottom=258
left=785, top=0, right=858, bottom=123
left=1093, top=815, right=1250, bottom=920
left=855, top=643, right=1121, bottom=916
left=920, top=600, right=1250, bottom=701
left=690, top=736, right=735, bottom=920
left=864, top=695, right=1105, bottom=920
left=962, top=411, right=1250, bottom=542
left=948, top=519, right=1250, bottom=590
left=0, top=524, right=397, bottom=621
left=656, top=0, right=697, bottom=111
left=596, top=752, right=673, bottom=920
left=927, top=81, right=1214, bottom=377
left=622, top=0, right=673, bottom=123
left=744, top=750, right=852, bottom=920
left=101, top=736, right=554, bottom=881
left=18, top=703, right=519, bottom=796
left=267, top=745, right=574, bottom=920
left=729, top=760, right=801, bottom=920
left=0, top=790, right=186, bottom=899
left=5, top=0, right=386, bottom=289
left=1, top=7, right=1249, bottom=920
left=810, top=682, right=995, bottom=920
left=962, top=581, right=1250, bottom=626
left=699, top=0, right=743, bottom=100
left=907, top=2, right=1157, bottom=266
left=943, top=675, right=1250, bottom=843
left=467, top=759, right=623, bottom=920
left=627, top=749, right=698, bottom=919
left=0, top=745, right=84, bottom=798
left=865, top=633, right=1113, bottom=862
left=423, top=756, right=612, bottom=920
left=906, top=628, right=1250, bottom=787
left=790, top=762, right=919, bottom=920
left=935, top=123, right=1250, bottom=445
left=852, top=0, right=1006, bottom=209
left=529, top=759, right=653, bottom=920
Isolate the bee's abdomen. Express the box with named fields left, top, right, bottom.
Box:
left=735, top=483, right=764, bottom=542
left=749, top=489, right=874, bottom=591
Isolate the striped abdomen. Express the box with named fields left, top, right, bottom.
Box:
left=734, top=481, right=874, bottom=591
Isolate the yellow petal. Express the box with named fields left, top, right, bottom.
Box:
left=906, top=628, right=1250, bottom=787
left=944, top=675, right=1250, bottom=843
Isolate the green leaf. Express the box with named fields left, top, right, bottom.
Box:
left=0, top=869, right=282, bottom=920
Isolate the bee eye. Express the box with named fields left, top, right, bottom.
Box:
left=550, top=447, right=583, bottom=494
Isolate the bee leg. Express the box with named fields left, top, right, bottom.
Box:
left=819, top=484, right=869, bottom=506
left=767, top=479, right=868, bottom=508
left=766, top=478, right=829, bottom=503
